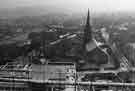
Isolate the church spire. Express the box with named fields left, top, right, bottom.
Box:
left=83, top=9, right=92, bottom=49
left=86, top=9, right=90, bottom=27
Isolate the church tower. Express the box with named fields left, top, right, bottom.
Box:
left=83, top=9, right=92, bottom=49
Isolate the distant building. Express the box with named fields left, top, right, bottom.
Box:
left=79, top=10, right=109, bottom=71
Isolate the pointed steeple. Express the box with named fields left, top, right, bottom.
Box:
left=86, top=9, right=90, bottom=28
left=83, top=9, right=92, bottom=49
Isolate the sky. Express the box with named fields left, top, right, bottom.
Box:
left=1, top=0, right=135, bottom=12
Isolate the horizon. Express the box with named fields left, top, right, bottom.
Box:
left=1, top=0, right=135, bottom=13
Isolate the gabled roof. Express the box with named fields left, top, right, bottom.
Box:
left=85, top=39, right=97, bottom=52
